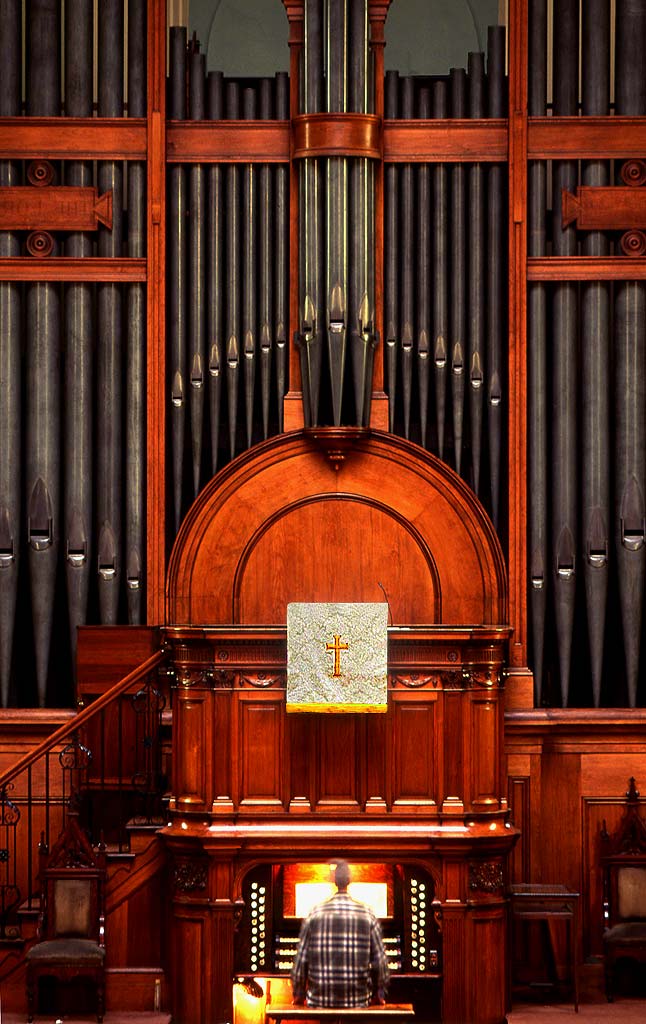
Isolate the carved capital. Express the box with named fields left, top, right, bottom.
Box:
left=469, top=861, right=504, bottom=894
left=173, top=858, right=208, bottom=893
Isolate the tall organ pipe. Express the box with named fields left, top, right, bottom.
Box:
left=27, top=0, right=60, bottom=706
left=384, top=70, right=399, bottom=432
left=432, top=81, right=448, bottom=459
left=349, top=0, right=373, bottom=426
left=259, top=78, right=274, bottom=439
left=486, top=26, right=506, bottom=528
left=275, top=72, right=289, bottom=431
left=0, top=0, right=21, bottom=705
left=299, top=0, right=324, bottom=426
left=207, top=71, right=224, bottom=472
left=581, top=0, right=610, bottom=706
left=416, top=86, right=431, bottom=448
left=126, top=0, right=146, bottom=623
left=399, top=77, right=414, bottom=439
left=615, top=0, right=646, bottom=708
left=97, top=0, right=124, bottom=625
left=450, top=68, right=467, bottom=476
left=189, top=50, right=206, bottom=492
left=226, top=81, right=241, bottom=457
left=528, top=0, right=548, bottom=704
left=467, top=51, right=485, bottom=496
left=551, top=0, right=578, bottom=706
left=242, top=86, right=257, bottom=448
left=64, top=0, right=93, bottom=671
left=169, top=27, right=187, bottom=529
left=326, top=0, right=348, bottom=426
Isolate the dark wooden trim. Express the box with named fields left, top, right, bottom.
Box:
left=528, top=116, right=646, bottom=159
left=528, top=256, right=646, bottom=280
left=0, top=117, right=147, bottom=159
left=166, top=121, right=290, bottom=163
left=0, top=257, right=146, bottom=281
left=292, top=113, right=381, bottom=159
left=383, top=119, right=507, bottom=162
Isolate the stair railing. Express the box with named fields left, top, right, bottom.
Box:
left=0, top=647, right=169, bottom=940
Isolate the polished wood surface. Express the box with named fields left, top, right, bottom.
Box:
left=167, top=430, right=506, bottom=627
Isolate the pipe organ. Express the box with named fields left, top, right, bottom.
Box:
left=3, top=0, right=646, bottom=1018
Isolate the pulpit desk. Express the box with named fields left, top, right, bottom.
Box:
left=508, top=883, right=579, bottom=1012
left=266, top=1004, right=415, bottom=1024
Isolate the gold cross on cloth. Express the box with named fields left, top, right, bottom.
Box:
left=326, top=634, right=349, bottom=677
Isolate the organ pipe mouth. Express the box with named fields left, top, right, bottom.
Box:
left=67, top=549, right=86, bottom=567
left=0, top=548, right=14, bottom=568
left=557, top=564, right=575, bottom=580
left=531, top=575, right=544, bottom=590
left=622, top=530, right=644, bottom=551
left=29, top=527, right=52, bottom=551
left=588, top=549, right=607, bottom=567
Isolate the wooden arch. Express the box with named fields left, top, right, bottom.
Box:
left=166, top=430, right=507, bottom=626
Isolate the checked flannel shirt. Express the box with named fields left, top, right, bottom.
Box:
left=291, top=892, right=390, bottom=1007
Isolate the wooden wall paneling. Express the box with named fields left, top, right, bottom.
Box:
left=286, top=712, right=315, bottom=812
left=390, top=692, right=439, bottom=810
left=442, top=690, right=464, bottom=809
left=467, top=910, right=508, bottom=1024
left=468, top=692, right=501, bottom=810
left=171, top=910, right=207, bottom=1024
left=172, top=687, right=213, bottom=813
left=238, top=692, right=285, bottom=810
left=364, top=709, right=388, bottom=811
left=76, top=626, right=159, bottom=696
left=146, top=0, right=167, bottom=625
left=439, top=906, right=467, bottom=1024
left=213, top=681, right=235, bottom=815
left=316, top=717, right=361, bottom=811
left=507, top=0, right=529, bottom=673
left=507, top=776, right=531, bottom=883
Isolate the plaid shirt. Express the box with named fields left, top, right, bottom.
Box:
left=291, top=892, right=390, bottom=1007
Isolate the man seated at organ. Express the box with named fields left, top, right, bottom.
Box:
left=291, top=861, right=390, bottom=1008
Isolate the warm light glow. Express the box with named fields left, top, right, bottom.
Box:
left=294, top=879, right=390, bottom=919
left=233, top=977, right=267, bottom=1024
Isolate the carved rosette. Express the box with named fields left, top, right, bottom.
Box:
left=173, top=858, right=208, bottom=894
left=469, top=861, right=504, bottom=894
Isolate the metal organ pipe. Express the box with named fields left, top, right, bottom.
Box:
left=527, top=0, right=548, bottom=704
left=432, top=81, right=448, bottom=459
left=189, top=49, right=207, bottom=494
left=551, top=0, right=578, bottom=706
left=467, top=51, right=485, bottom=497
left=0, top=0, right=21, bottom=705
left=259, top=78, right=274, bottom=440
left=582, top=0, right=610, bottom=706
left=384, top=70, right=399, bottom=433
left=226, top=80, right=241, bottom=457
left=64, top=0, right=93, bottom=672
left=325, top=0, right=349, bottom=426
left=26, top=0, right=61, bottom=705
left=399, top=76, right=414, bottom=440
left=275, top=72, right=289, bottom=432
left=450, top=67, right=467, bottom=477
left=298, top=0, right=324, bottom=427
left=207, top=70, right=224, bottom=473
left=97, top=0, right=124, bottom=626
left=416, top=86, right=431, bottom=450
left=169, top=26, right=187, bottom=529
left=243, top=86, right=258, bottom=449
left=615, top=0, right=646, bottom=708
left=486, top=26, right=506, bottom=530
left=126, top=0, right=147, bottom=624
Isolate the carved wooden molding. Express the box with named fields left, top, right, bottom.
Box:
left=293, top=113, right=381, bottom=160
left=469, top=861, right=504, bottom=894
left=0, top=185, right=112, bottom=232
left=173, top=859, right=208, bottom=893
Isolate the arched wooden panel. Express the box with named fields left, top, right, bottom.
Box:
left=166, top=430, right=507, bottom=626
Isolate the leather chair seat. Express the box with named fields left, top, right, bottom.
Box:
left=26, top=938, right=106, bottom=963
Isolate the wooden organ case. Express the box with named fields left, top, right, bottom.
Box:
left=162, top=431, right=517, bottom=1024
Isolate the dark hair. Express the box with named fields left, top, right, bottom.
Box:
left=334, top=860, right=351, bottom=889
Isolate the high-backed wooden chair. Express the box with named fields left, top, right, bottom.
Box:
left=26, top=815, right=107, bottom=1022
left=601, top=777, right=646, bottom=1001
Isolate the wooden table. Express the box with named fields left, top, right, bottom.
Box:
left=266, top=1003, right=415, bottom=1024
left=509, top=883, right=579, bottom=1012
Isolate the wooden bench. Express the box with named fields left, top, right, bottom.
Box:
left=266, top=1003, right=414, bottom=1024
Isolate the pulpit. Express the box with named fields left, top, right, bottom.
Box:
left=161, top=429, right=517, bottom=1024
